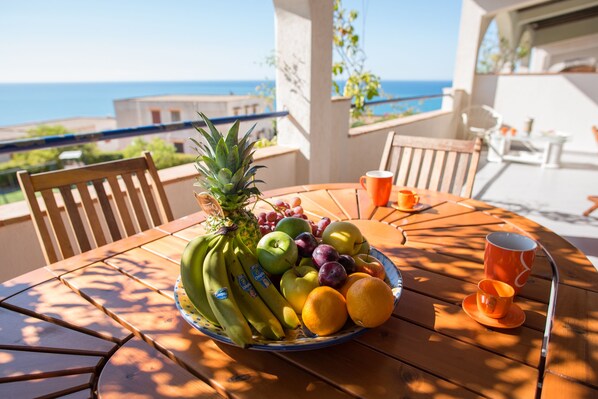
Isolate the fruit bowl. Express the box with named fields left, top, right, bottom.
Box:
left=174, top=247, right=402, bottom=351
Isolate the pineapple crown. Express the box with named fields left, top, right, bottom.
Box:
left=191, top=112, right=265, bottom=211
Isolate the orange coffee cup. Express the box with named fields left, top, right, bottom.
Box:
left=359, top=171, right=393, bottom=206
left=484, top=232, right=537, bottom=294
left=476, top=279, right=514, bottom=319
left=398, top=189, right=419, bottom=209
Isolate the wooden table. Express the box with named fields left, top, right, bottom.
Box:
left=1, top=183, right=596, bottom=399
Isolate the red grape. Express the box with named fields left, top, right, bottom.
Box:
left=266, top=211, right=278, bottom=222
left=290, top=197, right=301, bottom=207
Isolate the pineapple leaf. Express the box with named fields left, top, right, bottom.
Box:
left=215, top=138, right=228, bottom=168
left=247, top=187, right=262, bottom=195
left=244, top=165, right=266, bottom=179
left=228, top=145, right=240, bottom=171
left=225, top=120, right=240, bottom=149
left=223, top=183, right=234, bottom=192
left=238, top=123, right=257, bottom=148
left=200, top=156, right=220, bottom=175
left=199, top=112, right=223, bottom=145
left=230, top=167, right=245, bottom=186
left=217, top=168, right=233, bottom=184
left=193, top=126, right=217, bottom=150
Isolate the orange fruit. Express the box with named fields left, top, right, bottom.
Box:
left=302, top=286, right=348, bottom=336
left=346, top=277, right=395, bottom=328
left=338, top=272, right=371, bottom=298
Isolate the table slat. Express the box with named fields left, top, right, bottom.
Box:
left=0, top=373, right=92, bottom=398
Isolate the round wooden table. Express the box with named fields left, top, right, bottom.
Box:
left=1, top=184, right=596, bottom=398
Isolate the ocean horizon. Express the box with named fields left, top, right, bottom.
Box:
left=0, top=80, right=452, bottom=127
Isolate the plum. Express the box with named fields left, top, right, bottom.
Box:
left=295, top=232, right=319, bottom=258
left=318, top=261, right=347, bottom=288
left=312, top=244, right=340, bottom=269
left=338, top=254, right=357, bottom=274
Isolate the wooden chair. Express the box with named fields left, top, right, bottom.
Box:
left=17, top=151, right=174, bottom=264
left=379, top=132, right=483, bottom=198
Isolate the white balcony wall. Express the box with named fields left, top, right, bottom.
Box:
left=343, top=110, right=456, bottom=182
left=473, top=73, right=598, bottom=152
left=0, top=146, right=298, bottom=283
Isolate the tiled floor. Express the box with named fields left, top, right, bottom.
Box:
left=472, top=149, right=598, bottom=269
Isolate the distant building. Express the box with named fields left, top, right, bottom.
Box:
left=113, top=94, right=272, bottom=154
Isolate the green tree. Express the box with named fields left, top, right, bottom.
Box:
left=332, top=0, right=381, bottom=118
left=122, top=137, right=194, bottom=169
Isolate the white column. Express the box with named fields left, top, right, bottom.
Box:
left=273, top=0, right=336, bottom=184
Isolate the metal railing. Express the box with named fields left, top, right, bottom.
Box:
left=0, top=111, right=289, bottom=155
left=353, top=93, right=450, bottom=109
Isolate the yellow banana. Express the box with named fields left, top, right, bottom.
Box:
left=234, top=235, right=300, bottom=330
left=204, top=234, right=253, bottom=348
left=180, top=233, right=220, bottom=326
left=225, top=242, right=285, bottom=340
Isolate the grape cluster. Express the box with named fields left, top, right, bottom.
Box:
left=257, top=197, right=331, bottom=237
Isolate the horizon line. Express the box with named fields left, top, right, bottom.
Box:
left=0, top=78, right=454, bottom=84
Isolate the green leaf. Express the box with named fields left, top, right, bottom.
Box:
left=227, top=145, right=240, bottom=171
left=217, top=168, right=233, bottom=184
left=225, top=120, right=240, bottom=148
left=201, top=156, right=220, bottom=175
left=198, top=112, right=222, bottom=145
left=215, top=138, right=228, bottom=168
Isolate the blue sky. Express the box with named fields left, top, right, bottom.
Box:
left=0, top=1, right=462, bottom=83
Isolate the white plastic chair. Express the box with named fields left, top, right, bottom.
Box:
left=461, top=105, right=503, bottom=139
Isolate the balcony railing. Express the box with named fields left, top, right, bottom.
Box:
left=0, top=111, right=290, bottom=155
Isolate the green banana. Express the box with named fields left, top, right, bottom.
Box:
left=225, top=242, right=285, bottom=340
left=204, top=234, right=253, bottom=348
left=180, top=233, right=220, bottom=326
left=234, top=235, right=300, bottom=330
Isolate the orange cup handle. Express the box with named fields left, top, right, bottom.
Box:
left=359, top=176, right=367, bottom=190
left=413, top=194, right=419, bottom=204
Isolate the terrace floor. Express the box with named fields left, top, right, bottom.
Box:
left=472, top=149, right=598, bottom=269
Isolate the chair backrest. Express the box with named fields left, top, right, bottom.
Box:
left=461, top=105, right=502, bottom=138
left=17, top=151, right=174, bottom=264
left=379, top=132, right=482, bottom=199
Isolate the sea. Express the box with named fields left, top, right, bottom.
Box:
left=0, top=80, right=452, bottom=127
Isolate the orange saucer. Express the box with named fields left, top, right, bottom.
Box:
left=391, top=202, right=426, bottom=212
left=462, top=294, right=525, bottom=329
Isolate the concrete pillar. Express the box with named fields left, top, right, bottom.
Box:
left=273, top=0, right=335, bottom=184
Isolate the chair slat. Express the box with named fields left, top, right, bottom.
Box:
left=17, top=171, right=58, bottom=264
left=440, top=151, right=458, bottom=193
left=429, top=150, right=446, bottom=191
left=463, top=137, right=483, bottom=198
left=121, top=173, right=149, bottom=232
left=379, top=132, right=395, bottom=171
left=396, top=147, right=412, bottom=186
left=136, top=170, right=162, bottom=226
left=76, top=182, right=107, bottom=247
left=107, top=176, right=136, bottom=236
left=40, top=189, right=75, bottom=260
left=58, top=186, right=91, bottom=253
left=417, top=149, right=435, bottom=188
left=407, top=148, right=423, bottom=188
left=144, top=152, right=174, bottom=222
left=453, top=153, right=470, bottom=196
left=388, top=146, right=402, bottom=178
left=93, top=180, right=122, bottom=241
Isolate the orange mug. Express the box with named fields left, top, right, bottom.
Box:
left=477, top=279, right=514, bottom=319
left=398, top=189, right=419, bottom=209
left=484, top=232, right=537, bottom=294
left=359, top=171, right=393, bottom=206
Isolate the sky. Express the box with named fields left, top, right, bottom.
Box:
left=0, top=0, right=462, bottom=83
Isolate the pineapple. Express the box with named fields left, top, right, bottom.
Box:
left=192, top=112, right=264, bottom=250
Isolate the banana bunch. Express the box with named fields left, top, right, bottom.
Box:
left=180, top=227, right=300, bottom=348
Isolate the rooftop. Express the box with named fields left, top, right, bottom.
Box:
left=116, top=94, right=256, bottom=103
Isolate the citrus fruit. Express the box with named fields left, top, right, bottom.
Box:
left=301, top=286, right=348, bottom=336
left=338, top=272, right=371, bottom=298
left=346, top=277, right=394, bottom=328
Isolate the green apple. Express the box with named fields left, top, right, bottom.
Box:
left=257, top=231, right=298, bottom=275
left=280, top=266, right=320, bottom=313
left=322, top=221, right=364, bottom=255
left=357, top=236, right=370, bottom=254
left=353, top=254, right=386, bottom=280
left=274, top=217, right=312, bottom=240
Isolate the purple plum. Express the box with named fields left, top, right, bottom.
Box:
left=295, top=232, right=319, bottom=258
left=318, top=261, right=347, bottom=288
left=338, top=254, right=357, bottom=274
left=312, top=244, right=340, bottom=269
